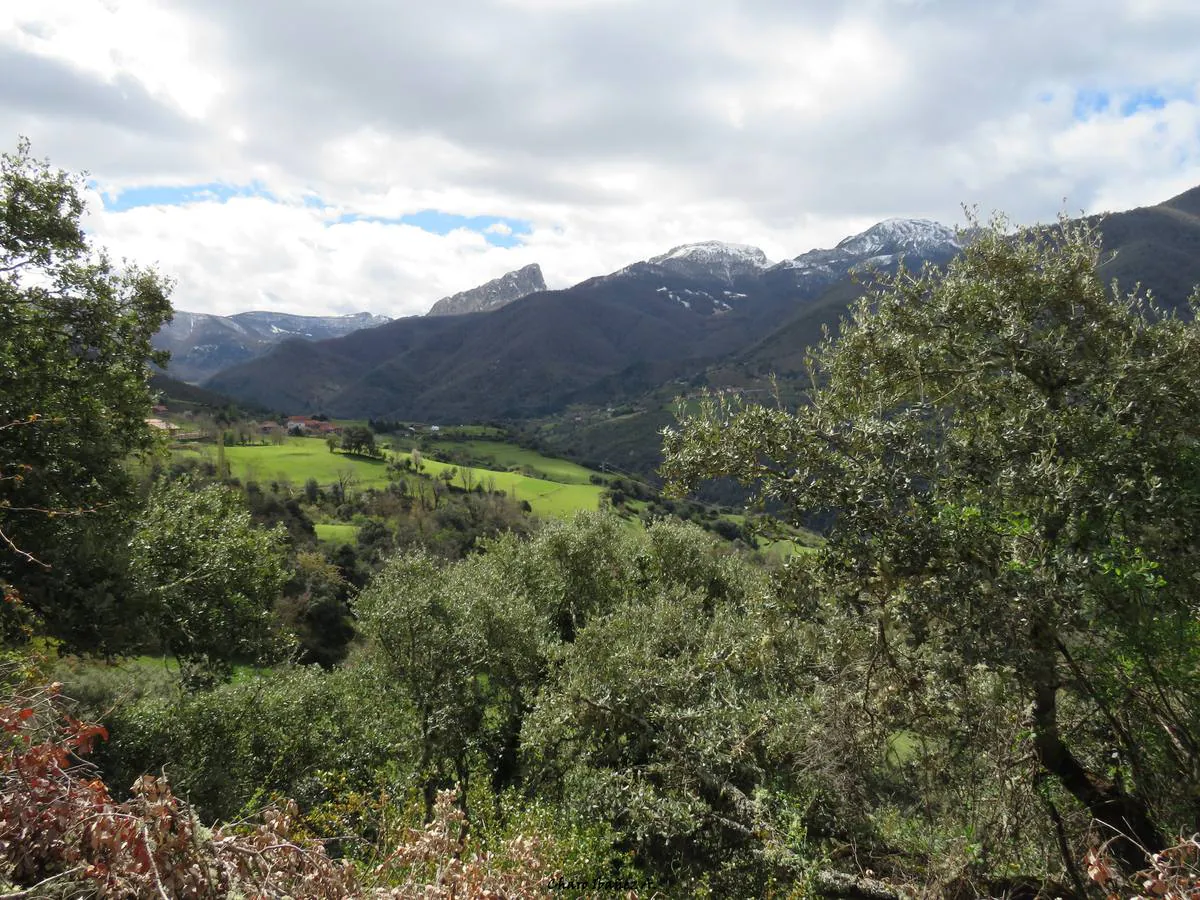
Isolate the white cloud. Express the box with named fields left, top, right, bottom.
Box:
left=1, top=0, right=222, bottom=119
left=3, top=0, right=1199, bottom=317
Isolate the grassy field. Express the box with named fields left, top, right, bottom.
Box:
left=408, top=452, right=606, bottom=518
left=179, top=440, right=393, bottom=489
left=314, top=523, right=359, bottom=545
left=422, top=439, right=599, bottom=484
left=177, top=438, right=607, bottom=520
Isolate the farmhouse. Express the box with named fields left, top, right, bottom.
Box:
left=284, top=415, right=342, bottom=435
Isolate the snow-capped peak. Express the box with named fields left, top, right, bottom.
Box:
left=833, top=218, right=959, bottom=258
left=646, top=241, right=772, bottom=284
left=653, top=240, right=772, bottom=268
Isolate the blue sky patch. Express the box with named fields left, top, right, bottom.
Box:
left=99, top=181, right=277, bottom=211
left=1120, top=90, right=1167, bottom=116
left=97, top=184, right=532, bottom=248
left=1072, top=89, right=1110, bottom=120
left=336, top=209, right=533, bottom=247
left=1068, top=86, right=1178, bottom=121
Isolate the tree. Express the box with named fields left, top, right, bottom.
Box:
left=333, top=468, right=358, bottom=503
left=518, top=517, right=807, bottom=887
left=277, top=549, right=353, bottom=668
left=128, top=478, right=288, bottom=687
left=304, top=477, right=321, bottom=503
left=355, top=548, right=544, bottom=817
left=341, top=425, right=375, bottom=456
left=663, top=217, right=1200, bottom=873
left=0, top=139, right=173, bottom=649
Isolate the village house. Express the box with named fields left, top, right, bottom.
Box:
left=284, top=415, right=341, bottom=436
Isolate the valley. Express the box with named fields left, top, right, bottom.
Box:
left=7, top=124, right=1200, bottom=898
left=188, top=188, right=1200, bottom=486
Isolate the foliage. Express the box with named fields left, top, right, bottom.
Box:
left=372, top=787, right=559, bottom=898
left=99, top=664, right=403, bottom=823
left=128, top=478, right=289, bottom=685
left=520, top=518, right=826, bottom=889
left=355, top=543, right=545, bottom=815
left=0, top=138, right=173, bottom=651
left=664, top=215, right=1200, bottom=875
left=1088, top=835, right=1200, bottom=899
left=343, top=424, right=378, bottom=457
left=1, top=678, right=564, bottom=898
left=277, top=549, right=355, bottom=667
left=0, top=678, right=357, bottom=898
left=356, top=511, right=835, bottom=887
left=48, top=654, right=181, bottom=720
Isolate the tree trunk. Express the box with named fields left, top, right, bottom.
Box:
left=1029, top=618, right=1163, bottom=874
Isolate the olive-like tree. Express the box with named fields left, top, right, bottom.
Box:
left=663, top=217, right=1200, bottom=873
left=128, top=478, right=288, bottom=687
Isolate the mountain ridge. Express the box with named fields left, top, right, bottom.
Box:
left=153, top=310, right=392, bottom=384
left=426, top=263, right=547, bottom=316
left=204, top=216, right=964, bottom=417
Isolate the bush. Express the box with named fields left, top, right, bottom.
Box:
left=99, top=666, right=405, bottom=823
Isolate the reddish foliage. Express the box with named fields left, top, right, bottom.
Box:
left=0, top=683, right=564, bottom=898
left=1088, top=836, right=1200, bottom=899
left=0, top=684, right=356, bottom=897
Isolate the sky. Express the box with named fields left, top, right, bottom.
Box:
left=2, top=0, right=1199, bottom=318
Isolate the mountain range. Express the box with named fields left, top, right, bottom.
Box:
left=152, top=310, right=392, bottom=384
left=197, top=185, right=1200, bottom=477
left=201, top=216, right=968, bottom=419
left=155, top=265, right=550, bottom=383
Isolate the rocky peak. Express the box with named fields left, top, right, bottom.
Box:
left=426, top=263, right=547, bottom=316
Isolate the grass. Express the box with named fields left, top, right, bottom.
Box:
left=175, top=437, right=607, bottom=520
left=177, top=439, right=393, bottom=489
left=422, top=439, right=600, bottom=484
left=314, top=523, right=359, bottom=545
left=407, top=453, right=606, bottom=518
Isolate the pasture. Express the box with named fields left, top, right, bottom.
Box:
left=408, top=452, right=606, bottom=518
left=420, top=439, right=599, bottom=484
left=178, top=437, right=607, bottom=520
left=314, top=523, right=359, bottom=545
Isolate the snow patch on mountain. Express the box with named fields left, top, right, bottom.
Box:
left=774, top=218, right=959, bottom=274
left=833, top=218, right=959, bottom=258
left=647, top=241, right=773, bottom=284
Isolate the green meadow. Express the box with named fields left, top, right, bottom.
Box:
left=422, top=438, right=599, bottom=484
left=314, top=523, right=359, bottom=545
left=177, top=437, right=607, bottom=520
left=409, top=451, right=606, bottom=518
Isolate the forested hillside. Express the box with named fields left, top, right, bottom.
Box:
left=5, top=146, right=1200, bottom=898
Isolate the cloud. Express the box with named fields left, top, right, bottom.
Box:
left=3, top=0, right=1199, bottom=316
